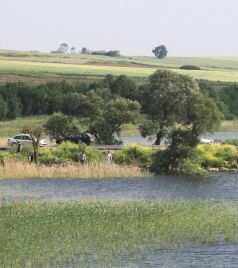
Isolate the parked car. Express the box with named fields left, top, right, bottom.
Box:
left=56, top=133, right=95, bottom=146
left=7, top=134, right=48, bottom=147
left=200, top=138, right=213, bottom=145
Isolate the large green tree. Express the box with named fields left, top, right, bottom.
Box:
left=140, top=70, right=221, bottom=145
left=140, top=70, right=197, bottom=144
left=44, top=112, right=79, bottom=139
left=89, top=98, right=140, bottom=144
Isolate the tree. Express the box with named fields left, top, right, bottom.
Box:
left=44, top=112, right=79, bottom=139
left=0, top=96, right=6, bottom=120
left=57, top=43, right=69, bottom=53
left=111, top=75, right=137, bottom=100
left=81, top=47, right=90, bottom=54
left=152, top=45, right=168, bottom=59
left=89, top=98, right=140, bottom=144
left=22, top=124, right=44, bottom=164
left=140, top=70, right=199, bottom=145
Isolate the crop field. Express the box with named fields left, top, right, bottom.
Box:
left=0, top=50, right=238, bottom=84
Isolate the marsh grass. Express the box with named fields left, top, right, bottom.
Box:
left=1, top=200, right=238, bottom=267
left=0, top=159, right=148, bottom=179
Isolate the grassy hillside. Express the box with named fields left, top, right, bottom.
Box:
left=0, top=50, right=238, bottom=84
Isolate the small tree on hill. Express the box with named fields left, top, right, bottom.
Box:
left=57, top=43, right=69, bottom=53
left=152, top=45, right=168, bottom=59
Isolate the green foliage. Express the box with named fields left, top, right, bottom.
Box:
left=151, top=145, right=205, bottom=176
left=152, top=143, right=237, bottom=176
left=111, top=75, right=137, bottom=99
left=140, top=70, right=200, bottom=144
left=180, top=65, right=201, bottom=70
left=152, top=45, right=168, bottom=59
left=90, top=98, right=141, bottom=144
left=113, top=144, right=152, bottom=166
left=2, top=200, right=238, bottom=267
left=177, top=158, right=207, bottom=177
left=39, top=142, right=104, bottom=165
left=196, top=144, right=237, bottom=168
left=44, top=112, right=79, bottom=139
left=199, top=81, right=238, bottom=120
left=0, top=95, right=6, bottom=120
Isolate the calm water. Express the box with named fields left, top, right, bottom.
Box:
left=53, top=243, right=238, bottom=268
left=1, top=172, right=238, bottom=202
left=2, top=173, right=238, bottom=268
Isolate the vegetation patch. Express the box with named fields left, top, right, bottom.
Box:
left=113, top=144, right=153, bottom=166
left=1, top=200, right=238, bottom=267
left=180, top=65, right=201, bottom=70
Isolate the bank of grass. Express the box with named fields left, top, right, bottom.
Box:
left=1, top=200, right=238, bottom=267
left=0, top=159, right=148, bottom=179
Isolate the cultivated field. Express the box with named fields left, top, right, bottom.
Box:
left=0, top=50, right=238, bottom=84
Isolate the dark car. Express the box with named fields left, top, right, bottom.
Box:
left=56, top=133, right=95, bottom=146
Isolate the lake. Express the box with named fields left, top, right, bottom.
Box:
left=2, top=172, right=238, bottom=267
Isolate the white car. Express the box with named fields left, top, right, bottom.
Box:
left=7, top=134, right=47, bottom=147
left=200, top=138, right=213, bottom=145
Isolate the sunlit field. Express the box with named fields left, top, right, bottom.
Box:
left=0, top=50, right=238, bottom=84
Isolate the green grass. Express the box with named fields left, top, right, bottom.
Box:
left=0, top=50, right=238, bottom=83
left=1, top=200, right=238, bottom=267
left=0, top=115, right=50, bottom=139
left=220, top=120, right=238, bottom=132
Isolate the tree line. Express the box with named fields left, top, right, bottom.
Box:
left=2, top=70, right=229, bottom=175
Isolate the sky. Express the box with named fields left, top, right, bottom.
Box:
left=1, top=0, right=238, bottom=56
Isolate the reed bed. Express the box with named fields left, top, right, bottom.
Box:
left=1, top=200, right=238, bottom=267
left=0, top=159, right=149, bottom=179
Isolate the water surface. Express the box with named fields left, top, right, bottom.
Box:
left=1, top=172, right=238, bottom=202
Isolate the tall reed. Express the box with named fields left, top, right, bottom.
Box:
left=0, top=159, right=149, bottom=179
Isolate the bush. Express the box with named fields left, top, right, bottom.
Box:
left=113, top=144, right=152, bottom=166
left=178, top=158, right=207, bottom=177
left=180, top=65, right=201, bottom=70
left=196, top=144, right=237, bottom=168
left=39, top=142, right=104, bottom=165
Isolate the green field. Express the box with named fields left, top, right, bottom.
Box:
left=0, top=50, right=238, bottom=84
left=1, top=200, right=238, bottom=267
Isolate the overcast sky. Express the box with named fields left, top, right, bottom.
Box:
left=1, top=0, right=237, bottom=56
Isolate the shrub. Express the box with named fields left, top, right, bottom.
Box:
left=113, top=144, right=152, bottom=166
left=196, top=144, right=237, bottom=168
left=180, top=65, right=201, bottom=70
left=178, top=158, right=207, bottom=177
left=39, top=142, right=104, bottom=165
